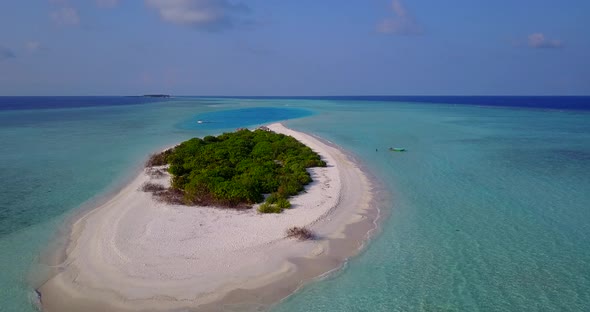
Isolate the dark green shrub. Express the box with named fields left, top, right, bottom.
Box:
left=165, top=128, right=326, bottom=210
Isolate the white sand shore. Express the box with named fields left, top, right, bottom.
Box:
left=38, top=123, right=375, bottom=312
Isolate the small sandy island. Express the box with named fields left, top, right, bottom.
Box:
left=38, top=123, right=378, bottom=312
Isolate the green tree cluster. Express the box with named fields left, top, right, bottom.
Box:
left=163, top=129, right=326, bottom=211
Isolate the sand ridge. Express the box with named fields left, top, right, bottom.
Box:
left=38, top=123, right=375, bottom=312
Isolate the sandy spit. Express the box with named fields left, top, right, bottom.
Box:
left=38, top=123, right=379, bottom=312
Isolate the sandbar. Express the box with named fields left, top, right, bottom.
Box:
left=37, top=123, right=379, bottom=312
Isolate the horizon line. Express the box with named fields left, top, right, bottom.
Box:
left=1, top=95, right=589, bottom=97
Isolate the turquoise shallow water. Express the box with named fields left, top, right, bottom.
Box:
left=0, top=97, right=589, bottom=311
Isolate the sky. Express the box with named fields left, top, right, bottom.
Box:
left=0, top=0, right=589, bottom=96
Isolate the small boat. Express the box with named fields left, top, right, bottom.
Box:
left=197, top=120, right=204, bottom=124
left=389, top=147, right=406, bottom=152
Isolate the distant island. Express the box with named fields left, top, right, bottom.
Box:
left=143, top=94, right=171, bottom=98
left=145, top=127, right=327, bottom=213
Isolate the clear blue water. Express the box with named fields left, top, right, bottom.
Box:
left=177, top=106, right=313, bottom=130
left=0, top=96, right=169, bottom=111
left=0, top=97, right=589, bottom=311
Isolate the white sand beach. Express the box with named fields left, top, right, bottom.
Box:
left=38, top=123, right=376, bottom=312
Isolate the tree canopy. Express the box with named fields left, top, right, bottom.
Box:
left=156, top=128, right=326, bottom=212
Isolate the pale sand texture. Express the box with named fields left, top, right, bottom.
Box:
left=38, top=123, right=376, bottom=312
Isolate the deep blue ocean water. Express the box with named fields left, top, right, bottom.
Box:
left=0, top=96, right=169, bottom=111
left=0, top=96, right=588, bottom=311
left=193, top=96, right=590, bottom=111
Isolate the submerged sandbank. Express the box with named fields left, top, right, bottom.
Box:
left=37, top=123, right=380, bottom=312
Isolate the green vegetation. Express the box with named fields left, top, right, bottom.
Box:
left=258, top=192, right=292, bottom=213
left=149, top=128, right=326, bottom=211
left=258, top=202, right=283, bottom=214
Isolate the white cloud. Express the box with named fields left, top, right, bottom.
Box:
left=25, top=41, right=42, bottom=53
left=0, top=45, right=16, bottom=61
left=50, top=7, right=80, bottom=26
left=528, top=33, right=563, bottom=49
left=377, top=0, right=422, bottom=35
left=97, top=0, right=119, bottom=8
left=145, top=0, right=249, bottom=31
